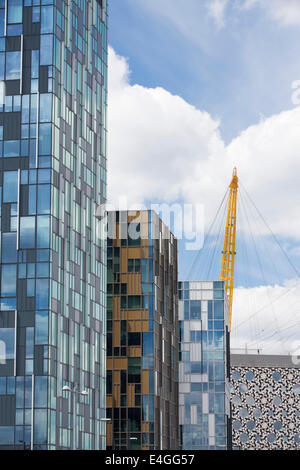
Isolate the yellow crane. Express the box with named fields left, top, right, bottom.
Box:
left=221, top=167, right=238, bottom=333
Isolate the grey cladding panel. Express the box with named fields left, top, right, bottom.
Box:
left=4, top=113, right=21, bottom=140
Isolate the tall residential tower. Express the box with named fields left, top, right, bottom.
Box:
left=106, top=210, right=179, bottom=450
left=0, top=0, right=108, bottom=449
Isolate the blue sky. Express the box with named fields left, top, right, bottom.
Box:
left=107, top=0, right=300, bottom=351
left=108, top=0, right=300, bottom=143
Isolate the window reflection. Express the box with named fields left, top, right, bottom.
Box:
left=142, top=332, right=153, bottom=356
left=5, top=51, right=21, bottom=80
left=1, top=265, right=17, bottom=296
left=40, top=35, right=53, bottom=66
left=8, top=0, right=22, bottom=24
left=35, top=279, right=49, bottom=309
left=1, top=233, right=17, bottom=263
left=37, top=185, right=50, bottom=214
left=20, top=216, right=35, bottom=249
left=37, top=216, right=50, bottom=248
left=0, top=328, right=15, bottom=360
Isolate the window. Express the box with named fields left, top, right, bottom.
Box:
left=6, top=51, right=21, bottom=80
left=0, top=53, right=4, bottom=81
left=8, top=0, right=22, bottom=24
left=4, top=140, right=19, bottom=157
left=191, top=362, right=201, bottom=374
left=20, top=217, right=35, bottom=249
left=142, top=332, right=153, bottom=356
left=190, top=300, right=201, bottom=320
left=190, top=330, right=201, bottom=342
left=37, top=216, right=50, bottom=248
left=35, top=311, right=48, bottom=345
left=34, top=409, right=47, bottom=444
left=0, top=328, right=15, bottom=361
left=40, top=35, right=53, bottom=66
left=36, top=263, right=49, bottom=278
left=39, top=124, right=51, bottom=155
left=107, top=371, right=112, bottom=394
left=0, top=426, right=14, bottom=445
left=1, top=265, right=16, bottom=296
left=1, top=233, right=17, bottom=263
left=128, top=259, right=140, bottom=273
left=128, top=357, right=140, bottom=383
left=37, top=185, right=50, bottom=214
left=128, top=333, right=141, bottom=346
left=128, top=296, right=141, bottom=309
left=35, top=279, right=49, bottom=309
left=128, top=408, right=141, bottom=432
left=39, top=94, right=52, bottom=122
left=213, top=300, right=223, bottom=319
left=32, top=7, right=40, bottom=23
left=41, top=6, right=54, bottom=34
left=35, top=376, right=47, bottom=407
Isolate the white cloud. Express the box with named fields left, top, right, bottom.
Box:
left=108, top=47, right=226, bottom=208
left=231, top=279, right=300, bottom=355
left=241, top=0, right=300, bottom=26
left=207, top=0, right=229, bottom=28
left=108, top=47, right=300, bottom=240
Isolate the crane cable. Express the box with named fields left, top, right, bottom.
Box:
left=240, top=180, right=300, bottom=279
left=187, top=187, right=229, bottom=279
left=237, top=186, right=287, bottom=353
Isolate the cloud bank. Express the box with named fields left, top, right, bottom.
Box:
left=108, top=47, right=300, bottom=240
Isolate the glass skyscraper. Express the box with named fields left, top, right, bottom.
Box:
left=106, top=210, right=179, bottom=450
left=178, top=281, right=231, bottom=450
left=0, top=0, right=108, bottom=449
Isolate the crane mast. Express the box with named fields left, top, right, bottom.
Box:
left=221, top=168, right=238, bottom=333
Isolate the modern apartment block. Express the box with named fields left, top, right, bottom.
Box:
left=0, top=0, right=108, bottom=449
left=231, top=353, right=300, bottom=450
left=106, top=210, right=179, bottom=450
left=178, top=281, right=231, bottom=450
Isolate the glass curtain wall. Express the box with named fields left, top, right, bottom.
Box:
left=178, top=281, right=231, bottom=450
left=0, top=0, right=108, bottom=449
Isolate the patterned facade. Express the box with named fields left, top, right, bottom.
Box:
left=178, top=281, right=231, bottom=450
left=0, top=0, right=108, bottom=449
left=231, top=354, right=300, bottom=450
left=106, top=210, right=179, bottom=450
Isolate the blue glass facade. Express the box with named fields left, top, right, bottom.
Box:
left=178, top=281, right=231, bottom=450
left=0, top=0, right=108, bottom=449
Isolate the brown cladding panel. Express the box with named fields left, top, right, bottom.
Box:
left=128, top=346, right=142, bottom=357
left=114, top=358, right=127, bottom=370
left=128, top=384, right=135, bottom=407
left=107, top=423, right=113, bottom=446
left=121, top=247, right=128, bottom=272
left=113, top=384, right=120, bottom=407
left=142, top=370, right=149, bottom=394
left=113, top=321, right=120, bottom=347
left=107, top=396, right=112, bottom=408
left=113, top=297, right=120, bottom=320
left=128, top=247, right=141, bottom=259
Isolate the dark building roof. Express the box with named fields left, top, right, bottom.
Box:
left=231, top=353, right=300, bottom=368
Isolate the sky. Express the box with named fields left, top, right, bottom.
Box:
left=107, top=0, right=300, bottom=354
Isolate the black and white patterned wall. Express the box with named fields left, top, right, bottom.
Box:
left=231, top=365, right=300, bottom=449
